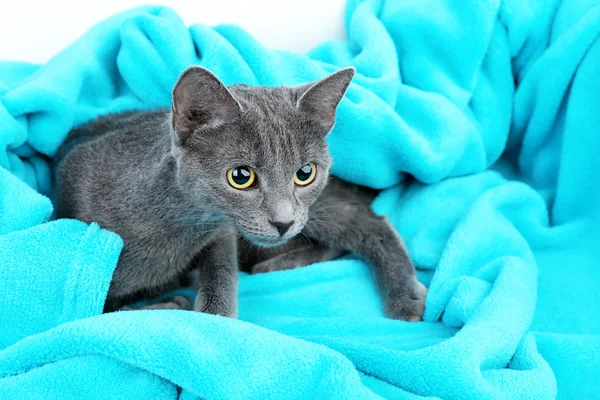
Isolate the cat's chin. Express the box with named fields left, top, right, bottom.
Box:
left=242, top=234, right=293, bottom=249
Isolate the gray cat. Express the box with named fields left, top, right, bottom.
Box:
left=53, top=66, right=426, bottom=320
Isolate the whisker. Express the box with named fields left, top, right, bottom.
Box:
left=310, top=204, right=342, bottom=214
left=299, top=232, right=314, bottom=247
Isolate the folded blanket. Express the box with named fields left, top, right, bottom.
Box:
left=1, top=0, right=599, bottom=398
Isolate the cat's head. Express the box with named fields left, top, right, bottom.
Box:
left=170, top=66, right=354, bottom=247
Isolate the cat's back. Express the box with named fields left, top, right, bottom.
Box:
left=53, top=109, right=170, bottom=219
left=54, top=109, right=168, bottom=168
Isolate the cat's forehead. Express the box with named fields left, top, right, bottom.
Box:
left=201, top=84, right=331, bottom=168
left=228, top=85, right=322, bottom=144
left=230, top=85, right=298, bottom=119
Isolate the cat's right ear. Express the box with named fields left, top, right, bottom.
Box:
left=171, top=66, right=241, bottom=143
left=296, top=67, right=355, bottom=131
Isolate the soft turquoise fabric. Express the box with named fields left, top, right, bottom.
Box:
left=1, top=1, right=599, bottom=398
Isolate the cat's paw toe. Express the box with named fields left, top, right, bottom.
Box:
left=167, top=295, right=193, bottom=310
left=194, top=296, right=238, bottom=318
left=384, top=280, right=427, bottom=321
left=250, top=261, right=273, bottom=275
left=117, top=295, right=192, bottom=311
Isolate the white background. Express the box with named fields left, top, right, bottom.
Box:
left=0, top=0, right=347, bottom=63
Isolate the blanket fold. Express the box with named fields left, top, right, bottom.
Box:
left=1, top=0, right=599, bottom=398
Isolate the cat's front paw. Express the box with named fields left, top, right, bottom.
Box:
left=118, top=295, right=192, bottom=311
left=384, top=279, right=427, bottom=321
left=250, top=259, right=301, bottom=274
left=194, top=295, right=238, bottom=318
left=250, top=260, right=273, bottom=274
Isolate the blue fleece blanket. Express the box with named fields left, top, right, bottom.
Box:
left=1, top=0, right=599, bottom=398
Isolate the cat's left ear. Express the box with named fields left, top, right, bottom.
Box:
left=296, top=67, right=355, bottom=131
left=171, top=66, right=242, bottom=143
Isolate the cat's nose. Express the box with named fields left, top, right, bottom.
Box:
left=270, top=220, right=294, bottom=236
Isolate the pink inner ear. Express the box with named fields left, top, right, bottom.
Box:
left=174, top=114, right=194, bottom=138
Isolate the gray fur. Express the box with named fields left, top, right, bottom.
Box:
left=53, top=66, right=426, bottom=320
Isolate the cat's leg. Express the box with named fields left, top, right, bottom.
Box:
left=118, top=296, right=192, bottom=311
left=193, top=230, right=238, bottom=318
left=250, top=244, right=345, bottom=274
left=304, top=200, right=426, bottom=321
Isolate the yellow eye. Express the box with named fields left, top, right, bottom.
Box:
left=294, top=162, right=317, bottom=186
left=227, top=166, right=256, bottom=189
